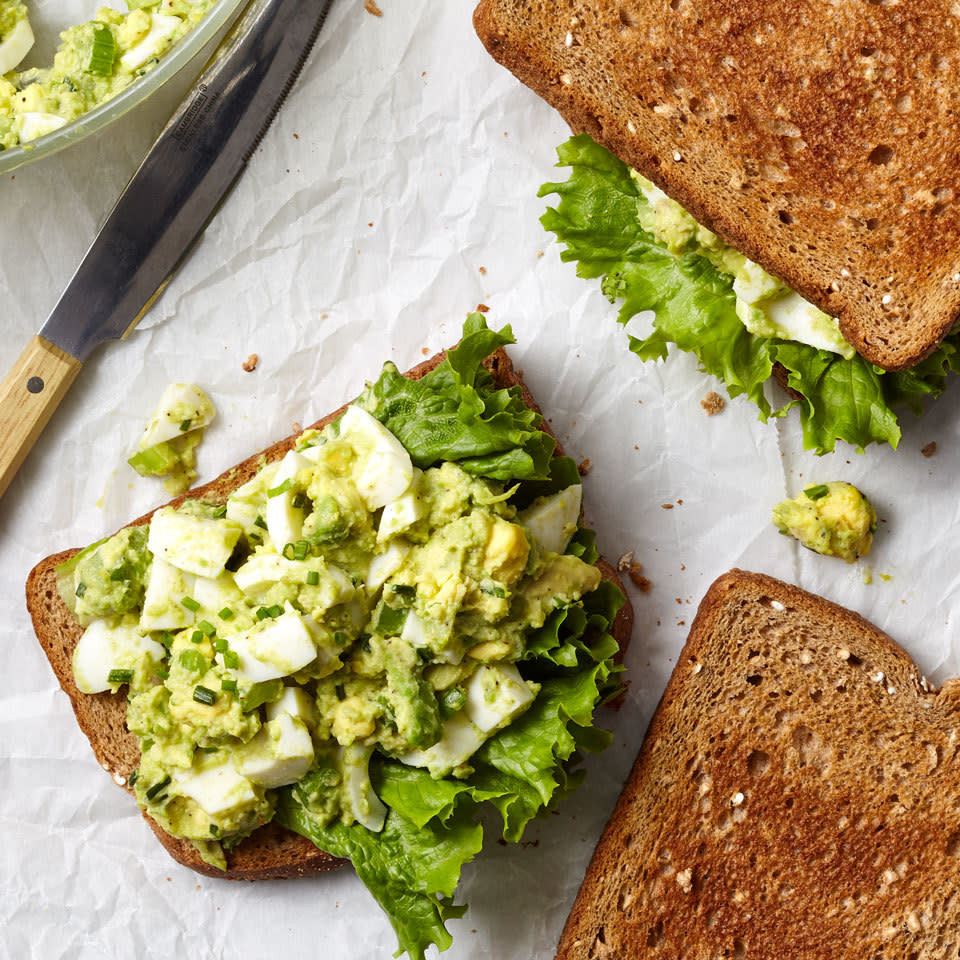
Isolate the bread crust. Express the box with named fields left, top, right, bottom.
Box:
left=475, top=0, right=960, bottom=371
left=555, top=569, right=960, bottom=959
left=26, top=346, right=633, bottom=881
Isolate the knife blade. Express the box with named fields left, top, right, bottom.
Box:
left=0, top=0, right=334, bottom=499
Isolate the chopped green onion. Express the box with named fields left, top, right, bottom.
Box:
left=223, top=650, right=239, bottom=669
left=289, top=598, right=306, bottom=614
left=282, top=542, right=296, bottom=560
left=221, top=678, right=238, bottom=693
left=128, top=770, right=138, bottom=787
left=75, top=582, right=87, bottom=598
left=179, top=418, right=192, bottom=432
left=392, top=584, right=416, bottom=600
left=254, top=515, right=267, bottom=530
left=291, top=493, right=308, bottom=509
left=196, top=619, right=216, bottom=637
left=181, top=596, right=200, bottom=612
left=218, top=606, right=234, bottom=620
left=209, top=824, right=220, bottom=836
left=376, top=605, right=407, bottom=636
left=178, top=649, right=207, bottom=673
left=256, top=606, right=270, bottom=620
left=335, top=683, right=345, bottom=700
left=107, top=668, right=134, bottom=684
left=146, top=776, right=171, bottom=802
left=159, top=630, right=175, bottom=649
left=85, top=23, right=115, bottom=76
left=293, top=540, right=308, bottom=561
left=213, top=637, right=228, bottom=653
left=193, top=685, right=216, bottom=705
left=440, top=686, right=466, bottom=717
left=212, top=504, right=228, bottom=519
left=142, top=738, right=154, bottom=752
left=306, top=570, right=319, bottom=586
left=154, top=667, right=169, bottom=681
left=267, top=478, right=293, bottom=498
left=268, top=603, right=283, bottom=618
left=804, top=484, right=830, bottom=501
left=191, top=630, right=204, bottom=644
left=333, top=631, right=347, bottom=646
left=481, top=584, right=507, bottom=598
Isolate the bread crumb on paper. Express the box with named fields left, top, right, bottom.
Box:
left=479, top=266, right=487, bottom=275
left=578, top=457, right=592, bottom=476
left=922, top=441, right=937, bottom=458
left=242, top=353, right=259, bottom=372
left=364, top=0, right=382, bottom=15
left=476, top=303, right=490, bottom=313
left=701, top=391, right=725, bottom=416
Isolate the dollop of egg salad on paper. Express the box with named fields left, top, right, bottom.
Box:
left=57, top=315, right=625, bottom=960
left=539, top=133, right=960, bottom=454
left=0, top=0, right=215, bottom=150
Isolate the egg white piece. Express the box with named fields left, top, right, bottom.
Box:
left=138, top=382, right=216, bottom=447
left=265, top=686, right=316, bottom=723
left=139, top=556, right=196, bottom=632
left=366, top=541, right=410, bottom=592
left=338, top=406, right=413, bottom=510
left=217, top=611, right=317, bottom=684
left=518, top=484, right=582, bottom=556
left=234, top=714, right=314, bottom=789
left=120, top=13, right=181, bottom=70
left=398, top=711, right=486, bottom=776
left=73, top=619, right=165, bottom=694
left=172, top=762, right=256, bottom=817
left=377, top=468, right=424, bottom=542
left=341, top=744, right=387, bottom=832
left=18, top=111, right=67, bottom=143
left=464, top=663, right=535, bottom=733
left=148, top=507, right=241, bottom=578
left=0, top=17, right=33, bottom=75
left=265, top=450, right=313, bottom=551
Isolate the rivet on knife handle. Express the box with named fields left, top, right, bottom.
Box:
left=0, top=336, right=82, bottom=498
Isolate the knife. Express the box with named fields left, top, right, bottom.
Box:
left=0, top=0, right=334, bottom=499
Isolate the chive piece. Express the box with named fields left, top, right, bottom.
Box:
left=76, top=582, right=87, bottom=598
left=333, top=631, right=347, bottom=646
left=193, top=685, right=216, bottom=705
left=209, top=824, right=220, bottom=836
left=145, top=776, right=171, bottom=801
left=335, top=683, right=345, bottom=701
left=191, top=630, right=204, bottom=644
left=223, top=650, right=239, bottom=669
left=107, top=668, right=134, bottom=684
left=256, top=606, right=270, bottom=620
left=267, top=478, right=293, bottom=498
left=141, top=738, right=154, bottom=752
left=804, top=483, right=830, bottom=501
left=159, top=630, right=175, bottom=649
left=85, top=23, right=115, bottom=76
left=178, top=649, right=207, bottom=673
left=254, top=515, right=267, bottom=530
left=213, top=637, right=228, bottom=653
left=267, top=603, right=283, bottom=618
left=376, top=605, right=407, bottom=636
left=221, top=678, right=238, bottom=693
left=178, top=418, right=192, bottom=432
left=218, top=606, right=234, bottom=620
left=306, top=570, right=319, bottom=586
left=282, top=542, right=296, bottom=560
left=392, top=584, right=416, bottom=600
left=128, top=769, right=138, bottom=787
left=154, top=667, right=169, bottom=681
left=181, top=595, right=200, bottom=612
left=481, top=584, right=507, bottom=598
left=293, top=540, right=308, bottom=561
left=212, top=504, right=227, bottom=519
left=291, top=492, right=307, bottom=509
left=196, top=619, right=216, bottom=637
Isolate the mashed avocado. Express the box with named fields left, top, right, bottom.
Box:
left=772, top=481, right=877, bottom=562
left=631, top=172, right=855, bottom=359
left=0, top=0, right=215, bottom=150
left=68, top=403, right=601, bottom=867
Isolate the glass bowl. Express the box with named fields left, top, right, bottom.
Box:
left=0, top=0, right=247, bottom=175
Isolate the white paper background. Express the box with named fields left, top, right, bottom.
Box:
left=3, top=2, right=960, bottom=957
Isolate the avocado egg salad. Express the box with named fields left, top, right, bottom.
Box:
left=57, top=315, right=625, bottom=959
left=539, top=134, right=960, bottom=454
left=0, top=0, right=215, bottom=150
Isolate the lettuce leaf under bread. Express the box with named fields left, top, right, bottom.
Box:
left=539, top=133, right=960, bottom=454
left=277, top=575, right=624, bottom=960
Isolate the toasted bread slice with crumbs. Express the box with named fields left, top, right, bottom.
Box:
left=556, top=569, right=960, bottom=959
left=26, top=346, right=633, bottom=880
left=474, top=0, right=960, bottom=371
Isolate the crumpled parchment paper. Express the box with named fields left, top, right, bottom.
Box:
left=3, top=1, right=960, bottom=957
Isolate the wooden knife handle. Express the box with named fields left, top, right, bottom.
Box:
left=0, top=335, right=82, bottom=499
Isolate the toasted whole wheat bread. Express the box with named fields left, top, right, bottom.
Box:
left=25, top=346, right=633, bottom=881
left=474, top=0, right=960, bottom=371
left=557, top=569, right=960, bottom=960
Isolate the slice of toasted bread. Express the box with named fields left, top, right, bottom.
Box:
left=26, top=346, right=633, bottom=880
left=556, top=569, right=960, bottom=959
left=474, top=1, right=960, bottom=371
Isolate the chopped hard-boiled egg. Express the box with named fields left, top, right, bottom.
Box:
left=120, top=13, right=181, bottom=70
left=216, top=610, right=317, bottom=684
left=0, top=17, right=33, bottom=75
left=341, top=744, right=387, bottom=832
left=172, top=761, right=257, bottom=817
left=18, top=112, right=68, bottom=142
left=464, top=663, right=536, bottom=732
left=137, top=383, right=216, bottom=448
left=518, top=485, right=582, bottom=557
left=398, top=711, right=487, bottom=777
left=232, top=555, right=353, bottom=610
left=191, top=573, right=243, bottom=617
left=73, top=619, right=165, bottom=694
left=377, top=469, right=424, bottom=542
left=234, top=714, right=314, bottom=789
left=337, top=406, right=413, bottom=510
left=366, top=541, right=410, bottom=592
left=139, top=556, right=196, bottom=632
left=265, top=450, right=313, bottom=551
left=266, top=685, right=316, bottom=724
left=148, top=507, right=241, bottom=578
